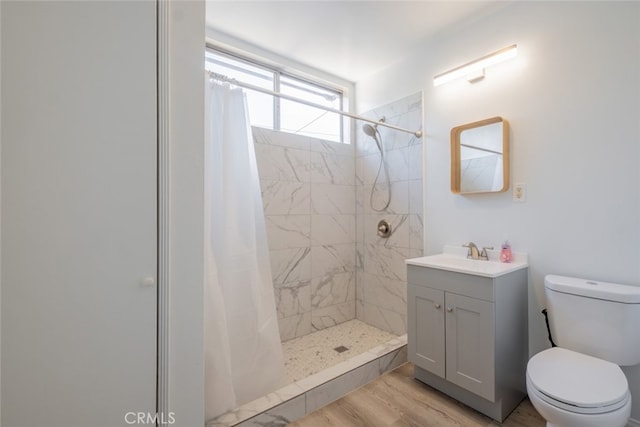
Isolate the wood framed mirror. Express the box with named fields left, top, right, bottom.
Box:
left=451, top=116, right=509, bottom=194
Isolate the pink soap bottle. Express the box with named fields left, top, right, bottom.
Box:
left=500, top=241, right=512, bottom=263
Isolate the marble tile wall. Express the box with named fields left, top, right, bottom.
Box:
left=252, top=93, right=422, bottom=340
left=355, top=92, right=424, bottom=335
left=253, top=127, right=356, bottom=341
left=460, top=154, right=501, bottom=192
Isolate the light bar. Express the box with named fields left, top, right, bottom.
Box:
left=433, top=44, right=518, bottom=87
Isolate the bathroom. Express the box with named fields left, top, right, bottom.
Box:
left=1, top=1, right=639, bottom=426
left=202, top=1, right=640, bottom=424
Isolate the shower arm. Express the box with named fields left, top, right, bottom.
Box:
left=208, top=71, right=423, bottom=138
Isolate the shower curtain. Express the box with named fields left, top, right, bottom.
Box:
left=204, top=79, right=286, bottom=421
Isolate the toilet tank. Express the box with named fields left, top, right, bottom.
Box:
left=544, top=274, right=640, bottom=366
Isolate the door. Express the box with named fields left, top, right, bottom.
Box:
left=445, top=293, right=495, bottom=401
left=2, top=2, right=157, bottom=426
left=408, top=284, right=445, bottom=378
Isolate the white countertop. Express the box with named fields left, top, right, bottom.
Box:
left=406, top=245, right=528, bottom=278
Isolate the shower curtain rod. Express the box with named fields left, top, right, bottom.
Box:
left=460, top=143, right=503, bottom=155
left=208, top=71, right=423, bottom=138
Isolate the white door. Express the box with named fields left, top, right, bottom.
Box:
left=2, top=2, right=157, bottom=426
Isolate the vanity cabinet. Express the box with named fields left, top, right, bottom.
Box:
left=409, top=283, right=495, bottom=399
left=407, top=263, right=528, bottom=422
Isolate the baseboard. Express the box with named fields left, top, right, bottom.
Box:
left=627, top=417, right=640, bottom=427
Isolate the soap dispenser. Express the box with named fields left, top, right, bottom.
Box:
left=500, top=241, right=513, bottom=263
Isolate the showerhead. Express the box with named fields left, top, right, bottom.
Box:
left=362, top=123, right=378, bottom=137
left=363, top=122, right=384, bottom=153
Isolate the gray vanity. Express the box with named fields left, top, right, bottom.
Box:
left=406, top=247, right=528, bottom=422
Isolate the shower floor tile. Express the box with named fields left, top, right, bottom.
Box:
left=282, top=319, right=397, bottom=383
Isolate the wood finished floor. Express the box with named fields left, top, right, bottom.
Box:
left=290, top=363, right=545, bottom=427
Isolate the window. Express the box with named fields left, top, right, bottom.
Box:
left=206, top=47, right=348, bottom=143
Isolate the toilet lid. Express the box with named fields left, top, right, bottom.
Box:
left=527, top=347, right=628, bottom=408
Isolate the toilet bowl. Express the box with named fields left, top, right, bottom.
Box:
left=526, top=275, right=640, bottom=427
left=526, top=347, right=630, bottom=427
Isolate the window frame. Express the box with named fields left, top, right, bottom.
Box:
left=206, top=46, right=348, bottom=143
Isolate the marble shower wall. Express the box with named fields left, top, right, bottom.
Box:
left=460, top=155, right=501, bottom=192
left=253, top=127, right=356, bottom=342
left=355, top=92, right=424, bottom=336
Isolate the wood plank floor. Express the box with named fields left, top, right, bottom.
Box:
left=290, top=363, right=545, bottom=427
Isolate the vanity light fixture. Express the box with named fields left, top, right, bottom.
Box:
left=433, top=44, right=518, bottom=87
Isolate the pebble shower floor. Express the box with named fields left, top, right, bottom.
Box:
left=282, top=319, right=397, bottom=383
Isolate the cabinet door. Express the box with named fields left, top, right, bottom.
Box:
left=445, top=293, right=495, bottom=401
left=408, top=284, right=445, bottom=378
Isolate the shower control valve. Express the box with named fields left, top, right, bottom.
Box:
left=377, top=219, right=392, bottom=238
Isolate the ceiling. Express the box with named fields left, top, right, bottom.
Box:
left=206, top=1, right=508, bottom=82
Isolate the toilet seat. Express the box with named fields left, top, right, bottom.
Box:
left=527, top=376, right=630, bottom=415
left=527, top=347, right=629, bottom=415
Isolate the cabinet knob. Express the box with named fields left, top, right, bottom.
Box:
left=446, top=307, right=453, bottom=313
left=434, top=303, right=441, bottom=309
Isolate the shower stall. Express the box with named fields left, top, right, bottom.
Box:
left=207, top=91, right=423, bottom=426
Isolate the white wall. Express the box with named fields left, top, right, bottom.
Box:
left=356, top=1, right=640, bottom=421
left=167, top=1, right=206, bottom=425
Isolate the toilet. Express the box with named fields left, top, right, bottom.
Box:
left=526, top=275, right=640, bottom=427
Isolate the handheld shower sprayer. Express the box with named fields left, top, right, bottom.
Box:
left=362, top=123, right=384, bottom=153
left=362, top=118, right=391, bottom=212
left=362, top=123, right=377, bottom=137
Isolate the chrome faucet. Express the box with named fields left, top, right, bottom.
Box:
left=464, top=242, right=480, bottom=260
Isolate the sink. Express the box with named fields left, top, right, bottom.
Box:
left=406, top=245, right=528, bottom=278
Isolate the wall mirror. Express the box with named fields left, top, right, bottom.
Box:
left=451, top=116, right=509, bottom=194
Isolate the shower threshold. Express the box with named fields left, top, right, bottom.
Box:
left=208, top=320, right=407, bottom=426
